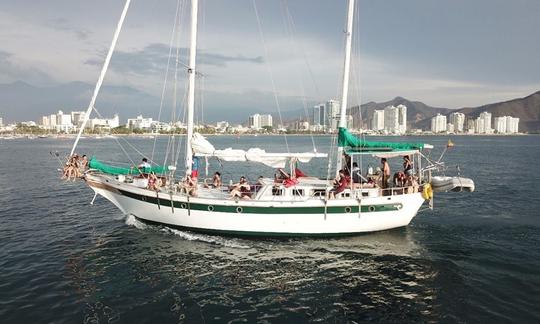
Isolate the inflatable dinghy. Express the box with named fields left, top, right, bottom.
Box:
left=431, top=176, right=475, bottom=192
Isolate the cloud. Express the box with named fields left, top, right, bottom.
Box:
left=0, top=51, right=54, bottom=85
left=48, top=17, right=91, bottom=40
left=84, top=43, right=264, bottom=76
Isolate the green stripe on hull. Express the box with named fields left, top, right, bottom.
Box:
left=135, top=217, right=403, bottom=238
left=117, top=187, right=402, bottom=214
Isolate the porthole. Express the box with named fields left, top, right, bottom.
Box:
left=208, top=205, right=214, bottom=212
left=368, top=205, right=376, bottom=212
left=345, top=206, right=352, bottom=213
left=236, top=206, right=243, bottom=213
left=180, top=203, right=187, bottom=209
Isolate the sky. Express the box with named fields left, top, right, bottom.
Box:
left=0, top=0, right=539, bottom=122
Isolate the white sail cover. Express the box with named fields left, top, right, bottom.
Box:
left=191, top=133, right=326, bottom=168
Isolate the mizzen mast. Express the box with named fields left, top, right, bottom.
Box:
left=184, top=0, right=199, bottom=176
left=335, top=0, right=355, bottom=173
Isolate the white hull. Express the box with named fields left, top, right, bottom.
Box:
left=86, top=174, right=426, bottom=236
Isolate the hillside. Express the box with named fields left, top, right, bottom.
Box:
left=348, top=97, right=451, bottom=129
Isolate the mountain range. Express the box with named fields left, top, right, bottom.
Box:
left=345, top=91, right=540, bottom=133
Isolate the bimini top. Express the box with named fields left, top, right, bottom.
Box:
left=338, top=127, right=433, bottom=157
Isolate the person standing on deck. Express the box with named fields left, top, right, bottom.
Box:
left=191, top=155, right=200, bottom=180
left=381, top=158, right=390, bottom=189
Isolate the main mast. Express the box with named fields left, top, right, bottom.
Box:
left=335, top=0, right=355, bottom=173
left=185, top=0, right=199, bottom=176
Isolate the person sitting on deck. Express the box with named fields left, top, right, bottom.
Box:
left=204, top=172, right=222, bottom=189
left=393, top=171, right=407, bottom=188
left=138, top=158, right=151, bottom=173
left=183, top=174, right=198, bottom=197
left=229, top=176, right=251, bottom=200
left=80, top=155, right=89, bottom=172
left=147, top=172, right=159, bottom=191
left=330, top=169, right=350, bottom=199
left=274, top=168, right=290, bottom=183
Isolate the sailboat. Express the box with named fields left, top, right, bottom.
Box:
left=70, top=0, right=471, bottom=236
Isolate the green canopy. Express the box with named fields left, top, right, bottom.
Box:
left=338, top=127, right=425, bottom=151
left=88, top=157, right=169, bottom=175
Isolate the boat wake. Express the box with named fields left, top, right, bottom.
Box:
left=161, top=227, right=251, bottom=249
left=124, top=214, right=148, bottom=230
left=124, top=215, right=250, bottom=249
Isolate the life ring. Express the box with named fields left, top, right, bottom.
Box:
left=422, top=183, right=433, bottom=200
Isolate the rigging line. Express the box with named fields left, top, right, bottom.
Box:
left=280, top=0, right=316, bottom=153
left=173, top=83, right=190, bottom=171
left=351, top=2, right=362, bottom=132
left=152, top=0, right=182, bottom=163
left=251, top=0, right=289, bottom=153
left=70, top=0, right=131, bottom=157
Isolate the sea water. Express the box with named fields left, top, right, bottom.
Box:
left=0, top=135, right=539, bottom=322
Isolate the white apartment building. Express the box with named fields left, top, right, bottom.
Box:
left=313, top=104, right=326, bottom=128
left=431, top=113, right=447, bottom=133
left=260, top=114, right=273, bottom=128
left=88, top=114, right=120, bottom=130
left=55, top=110, right=74, bottom=132
left=248, top=114, right=272, bottom=129
left=70, top=111, right=86, bottom=127
left=475, top=112, right=492, bottom=134
left=494, top=116, right=520, bottom=134
left=449, top=112, right=465, bottom=133
left=371, top=110, right=384, bottom=131
left=383, top=105, right=407, bottom=134
left=127, top=115, right=153, bottom=130
left=327, top=99, right=340, bottom=131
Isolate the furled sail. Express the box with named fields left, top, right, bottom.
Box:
left=88, top=157, right=168, bottom=175
left=191, top=133, right=326, bottom=168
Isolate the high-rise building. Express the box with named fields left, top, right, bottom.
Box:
left=384, top=106, right=399, bottom=134
left=327, top=99, right=341, bottom=131
left=494, top=116, right=507, bottom=133
left=259, top=114, right=273, bottom=128
left=0, top=117, right=3, bottom=127
left=371, top=110, right=384, bottom=131
left=431, top=114, right=447, bottom=133
left=507, top=117, right=519, bottom=133
left=396, top=104, right=407, bottom=134
left=71, top=111, right=86, bottom=127
left=313, top=104, right=326, bottom=127
left=248, top=114, right=272, bottom=129
left=494, top=116, right=520, bottom=134
left=475, top=112, right=492, bottom=134
left=449, top=112, right=465, bottom=133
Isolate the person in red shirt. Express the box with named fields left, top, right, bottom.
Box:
left=330, top=169, right=350, bottom=198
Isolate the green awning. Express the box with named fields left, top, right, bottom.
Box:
left=88, top=157, right=169, bottom=175
left=338, top=127, right=426, bottom=151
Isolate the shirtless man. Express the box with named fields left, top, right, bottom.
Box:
left=229, top=176, right=251, bottom=199
left=381, top=158, right=390, bottom=189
